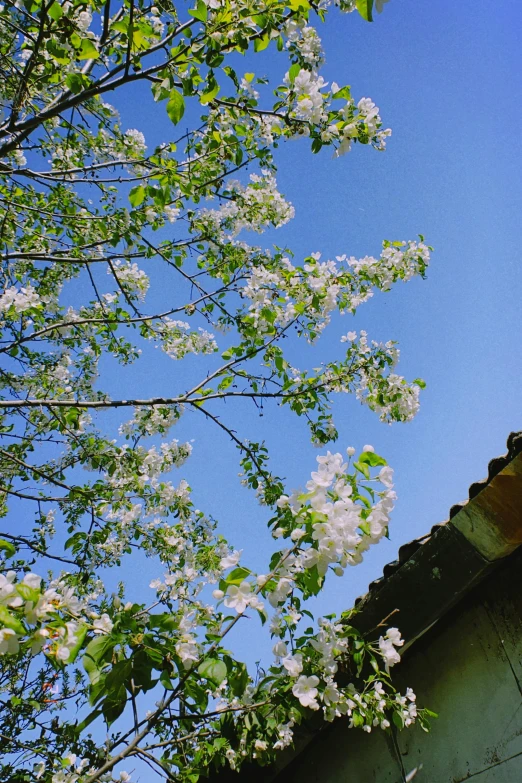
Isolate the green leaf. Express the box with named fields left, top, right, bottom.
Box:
left=332, top=85, right=351, bottom=100
left=83, top=634, right=115, bottom=668
left=131, top=650, right=156, bottom=692
left=102, top=684, right=127, bottom=726
left=413, top=378, right=427, bottom=389
left=152, top=77, right=171, bottom=103
left=15, top=584, right=40, bottom=603
left=65, top=407, right=81, bottom=427
left=67, top=623, right=88, bottom=664
left=300, top=564, right=323, bottom=598
left=228, top=661, right=249, bottom=697
left=218, top=375, right=233, bottom=391
left=129, top=185, right=146, bottom=207
left=225, top=566, right=251, bottom=585
left=0, top=605, right=25, bottom=635
left=46, top=39, right=70, bottom=64
left=356, top=0, right=373, bottom=21
left=353, top=460, right=370, bottom=479
left=392, top=711, right=404, bottom=729
left=77, top=38, right=100, bottom=60
left=160, top=670, right=175, bottom=690
left=75, top=708, right=102, bottom=734
left=0, top=539, right=16, bottom=558
left=198, top=658, right=227, bottom=685
left=166, top=90, right=185, bottom=125
left=288, top=63, right=301, bottom=85
left=111, top=20, right=129, bottom=33
left=47, top=2, right=63, bottom=21
left=288, top=0, right=310, bottom=9
left=200, top=82, right=219, bottom=105
left=105, top=659, right=132, bottom=690
left=358, top=451, right=387, bottom=468
left=223, top=66, right=239, bottom=88
left=64, top=532, right=87, bottom=553
left=148, top=613, right=179, bottom=631
left=88, top=674, right=107, bottom=706
left=352, top=711, right=364, bottom=727
left=65, top=72, right=89, bottom=94
left=83, top=652, right=100, bottom=682
left=188, top=1, right=207, bottom=22
left=254, top=34, right=270, bottom=53
left=185, top=678, right=208, bottom=710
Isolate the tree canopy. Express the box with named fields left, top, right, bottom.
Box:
left=0, top=0, right=434, bottom=780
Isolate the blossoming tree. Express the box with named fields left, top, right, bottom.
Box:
left=0, top=0, right=435, bottom=779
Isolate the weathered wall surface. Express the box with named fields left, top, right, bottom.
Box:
left=275, top=548, right=522, bottom=783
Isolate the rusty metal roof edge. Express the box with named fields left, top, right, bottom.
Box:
left=355, top=431, right=522, bottom=603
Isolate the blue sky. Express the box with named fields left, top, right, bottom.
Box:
left=99, top=0, right=522, bottom=664
left=7, top=0, right=519, bottom=674
left=2, top=2, right=521, bottom=774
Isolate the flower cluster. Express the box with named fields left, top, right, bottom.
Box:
left=269, top=446, right=395, bottom=579
left=0, top=0, right=434, bottom=776
left=154, top=319, right=218, bottom=360
left=289, top=69, right=328, bottom=123
left=198, top=171, right=295, bottom=237
left=0, top=571, right=101, bottom=663
left=146, top=440, right=192, bottom=474
left=0, top=442, right=433, bottom=780
left=348, top=238, right=430, bottom=289
left=34, top=753, right=131, bottom=783
left=379, top=627, right=405, bottom=671
left=109, top=261, right=150, bottom=301
left=123, top=128, right=146, bottom=158
left=0, top=285, right=41, bottom=315
left=238, top=239, right=430, bottom=343
left=273, top=618, right=416, bottom=733
left=339, top=331, right=425, bottom=423
left=334, top=96, right=391, bottom=156
left=285, top=19, right=325, bottom=67
left=119, top=404, right=184, bottom=437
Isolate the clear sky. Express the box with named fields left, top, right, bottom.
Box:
left=73, top=0, right=522, bottom=664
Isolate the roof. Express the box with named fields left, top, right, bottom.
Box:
left=348, top=430, right=522, bottom=652
left=208, top=431, right=522, bottom=782
left=355, top=429, right=522, bottom=612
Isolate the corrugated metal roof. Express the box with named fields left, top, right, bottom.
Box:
left=355, top=430, right=522, bottom=604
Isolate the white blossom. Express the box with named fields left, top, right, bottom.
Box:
left=282, top=653, right=303, bottom=677
left=224, top=581, right=253, bottom=614
left=292, top=675, right=320, bottom=709
left=92, top=613, right=113, bottom=634
left=0, top=285, right=40, bottom=315
left=0, top=628, right=20, bottom=655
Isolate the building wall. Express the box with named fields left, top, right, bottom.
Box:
left=276, top=548, right=522, bottom=783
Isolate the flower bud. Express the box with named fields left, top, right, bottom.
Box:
left=290, top=528, right=306, bottom=541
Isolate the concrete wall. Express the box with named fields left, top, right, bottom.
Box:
left=276, top=547, right=522, bottom=783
